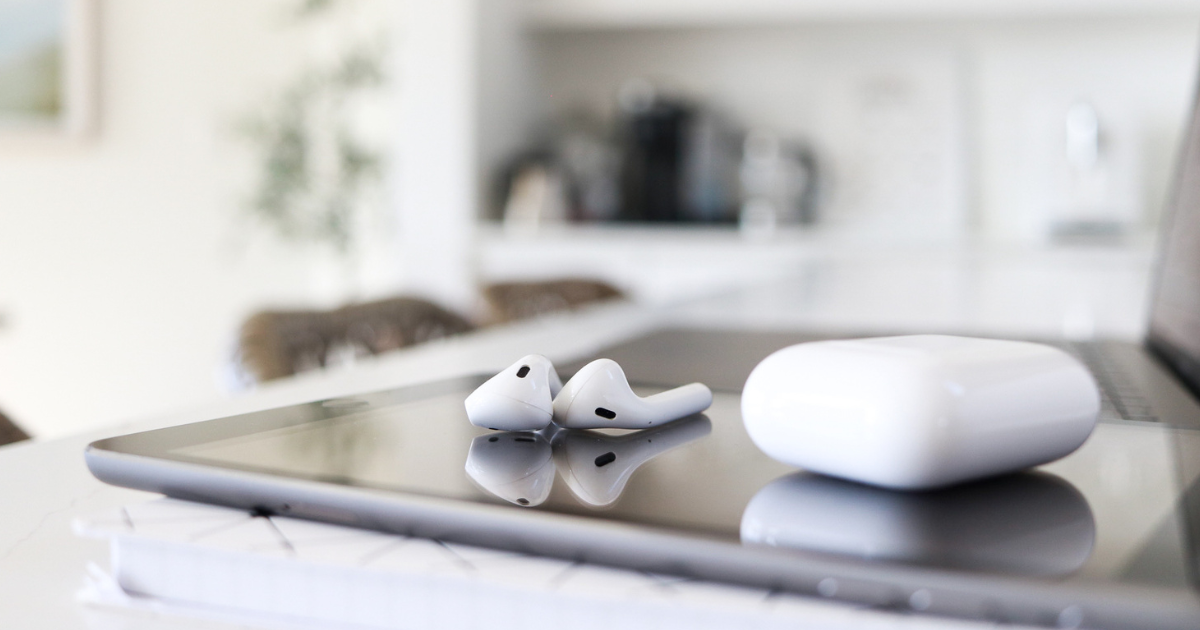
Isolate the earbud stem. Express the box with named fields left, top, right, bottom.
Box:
left=640, top=383, right=713, bottom=427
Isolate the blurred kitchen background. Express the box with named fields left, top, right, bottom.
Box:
left=1, top=0, right=1198, bottom=439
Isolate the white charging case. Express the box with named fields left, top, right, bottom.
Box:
left=741, top=335, right=1101, bottom=490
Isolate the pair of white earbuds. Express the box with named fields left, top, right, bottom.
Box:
left=464, top=355, right=713, bottom=431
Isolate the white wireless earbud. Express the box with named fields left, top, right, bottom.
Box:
left=465, top=355, right=563, bottom=431
left=553, top=416, right=712, bottom=507
left=464, top=432, right=555, bottom=507
left=552, top=358, right=713, bottom=429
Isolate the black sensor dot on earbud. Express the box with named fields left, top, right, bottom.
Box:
left=488, top=436, right=499, bottom=442
left=517, top=498, right=529, bottom=505
left=595, top=407, right=616, bottom=419
left=516, top=365, right=530, bottom=378
left=594, top=452, right=616, bottom=467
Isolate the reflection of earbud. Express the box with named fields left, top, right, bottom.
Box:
left=553, top=416, right=712, bottom=507
left=740, top=472, right=1094, bottom=577
left=464, top=417, right=713, bottom=508
left=465, top=355, right=563, bottom=431
left=465, top=432, right=556, bottom=507
left=552, top=359, right=713, bottom=429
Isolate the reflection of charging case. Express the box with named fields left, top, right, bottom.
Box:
left=553, top=416, right=712, bottom=507
left=740, top=472, right=1095, bottom=576
left=465, top=432, right=555, bottom=507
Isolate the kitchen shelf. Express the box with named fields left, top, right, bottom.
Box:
left=525, top=0, right=1200, bottom=30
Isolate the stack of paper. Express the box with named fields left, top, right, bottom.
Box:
left=75, top=498, right=1015, bottom=630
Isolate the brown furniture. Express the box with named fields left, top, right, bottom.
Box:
left=0, top=409, right=30, bottom=447
left=237, top=297, right=475, bottom=383
left=482, top=279, right=624, bottom=324
left=236, top=280, right=625, bottom=384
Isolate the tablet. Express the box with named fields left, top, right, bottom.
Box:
left=87, top=374, right=1200, bottom=630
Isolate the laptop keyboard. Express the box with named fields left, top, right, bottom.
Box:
left=1063, top=341, right=1160, bottom=424
left=577, top=328, right=1163, bottom=424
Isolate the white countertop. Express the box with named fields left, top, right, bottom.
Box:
left=0, top=247, right=1154, bottom=629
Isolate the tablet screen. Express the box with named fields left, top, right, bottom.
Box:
left=158, top=377, right=1198, bottom=591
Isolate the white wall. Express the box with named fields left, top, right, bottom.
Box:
left=392, top=0, right=545, bottom=314
left=972, top=18, right=1199, bottom=239
left=392, top=0, right=479, bottom=312
left=0, top=0, right=398, bottom=439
